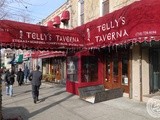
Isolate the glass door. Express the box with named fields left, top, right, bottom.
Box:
left=151, top=49, right=160, bottom=93
left=104, top=50, right=130, bottom=93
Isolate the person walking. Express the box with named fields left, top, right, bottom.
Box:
left=23, top=66, right=30, bottom=83
left=5, top=69, right=15, bottom=97
left=29, top=65, right=42, bottom=104
left=17, top=68, right=24, bottom=86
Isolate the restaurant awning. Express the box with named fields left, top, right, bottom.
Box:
left=61, top=10, right=70, bottom=23
left=31, top=51, right=66, bottom=59
left=74, top=0, right=160, bottom=48
left=47, top=21, right=53, bottom=28
left=53, top=16, right=61, bottom=26
left=0, top=20, right=84, bottom=49
left=0, top=0, right=160, bottom=50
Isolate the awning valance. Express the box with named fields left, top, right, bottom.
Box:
left=0, top=20, right=84, bottom=49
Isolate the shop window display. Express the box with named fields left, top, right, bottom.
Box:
left=113, top=53, right=118, bottom=82
left=81, top=56, right=98, bottom=82
left=67, top=57, right=78, bottom=82
left=121, top=52, right=129, bottom=86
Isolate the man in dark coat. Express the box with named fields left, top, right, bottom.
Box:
left=17, top=68, right=24, bottom=86
left=5, top=69, right=15, bottom=96
left=29, top=65, right=42, bottom=104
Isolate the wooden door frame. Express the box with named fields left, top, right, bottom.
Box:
left=104, top=49, right=130, bottom=93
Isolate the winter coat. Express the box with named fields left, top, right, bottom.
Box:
left=17, top=71, right=24, bottom=83
left=5, top=71, right=15, bottom=85
left=29, top=70, right=42, bottom=86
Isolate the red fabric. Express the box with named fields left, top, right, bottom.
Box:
left=74, top=0, right=160, bottom=48
left=47, top=21, right=53, bottom=28
left=31, top=51, right=66, bottom=58
left=61, top=10, right=70, bottom=22
left=0, top=20, right=84, bottom=49
left=53, top=16, right=61, bottom=25
left=1, top=0, right=160, bottom=49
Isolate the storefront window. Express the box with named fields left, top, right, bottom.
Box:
left=106, top=54, right=111, bottom=81
left=67, top=57, right=78, bottom=82
left=81, top=56, right=98, bottom=82
left=113, top=53, right=118, bottom=82
left=121, top=53, right=129, bottom=85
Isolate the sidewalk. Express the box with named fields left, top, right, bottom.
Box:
left=2, top=82, right=159, bottom=120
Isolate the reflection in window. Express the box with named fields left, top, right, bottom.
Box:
left=81, top=56, right=98, bottom=82
left=106, top=54, right=111, bottom=81
left=102, top=0, right=109, bottom=15
left=113, top=53, right=118, bottom=76
left=67, top=57, right=78, bottom=82
left=122, top=53, right=129, bottom=85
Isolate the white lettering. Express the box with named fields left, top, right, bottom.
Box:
left=96, top=16, right=126, bottom=33
left=95, top=29, right=129, bottom=42
left=56, top=35, right=79, bottom=43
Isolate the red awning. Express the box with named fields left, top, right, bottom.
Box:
left=0, top=20, right=84, bottom=49
left=61, top=10, right=70, bottom=22
left=1, top=0, right=160, bottom=50
left=74, top=0, right=160, bottom=48
left=32, top=51, right=66, bottom=58
left=47, top=21, right=53, bottom=28
left=53, top=16, right=61, bottom=26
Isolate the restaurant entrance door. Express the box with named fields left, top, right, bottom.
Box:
left=104, top=49, right=130, bottom=93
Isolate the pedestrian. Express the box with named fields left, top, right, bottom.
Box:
left=5, top=69, right=15, bottom=97
left=28, top=65, right=42, bottom=104
left=0, top=67, right=6, bottom=82
left=17, top=68, right=24, bottom=86
left=23, top=66, right=30, bottom=83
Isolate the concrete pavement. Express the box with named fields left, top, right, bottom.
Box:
left=2, top=82, right=159, bottom=120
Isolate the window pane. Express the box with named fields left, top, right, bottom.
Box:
left=80, top=0, right=84, bottom=24
left=102, top=0, right=109, bottom=15
left=106, top=54, right=111, bottom=81
left=122, top=52, right=129, bottom=85
left=113, top=53, right=118, bottom=76
left=67, top=57, right=78, bottom=82
left=81, top=56, right=98, bottom=82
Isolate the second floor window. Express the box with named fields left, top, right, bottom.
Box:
left=102, top=0, right=109, bottom=16
left=78, top=0, right=84, bottom=25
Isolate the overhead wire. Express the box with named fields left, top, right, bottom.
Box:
left=2, top=3, right=45, bottom=23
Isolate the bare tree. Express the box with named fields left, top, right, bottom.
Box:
left=0, top=0, right=31, bottom=22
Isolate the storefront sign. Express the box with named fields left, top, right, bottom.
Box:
left=0, top=20, right=84, bottom=49
left=78, top=0, right=160, bottom=48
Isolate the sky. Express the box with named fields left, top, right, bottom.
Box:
left=6, top=0, right=67, bottom=24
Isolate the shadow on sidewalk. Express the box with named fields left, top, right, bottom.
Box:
left=3, top=89, right=74, bottom=119
left=29, top=94, right=74, bottom=118
left=2, top=106, right=29, bottom=120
